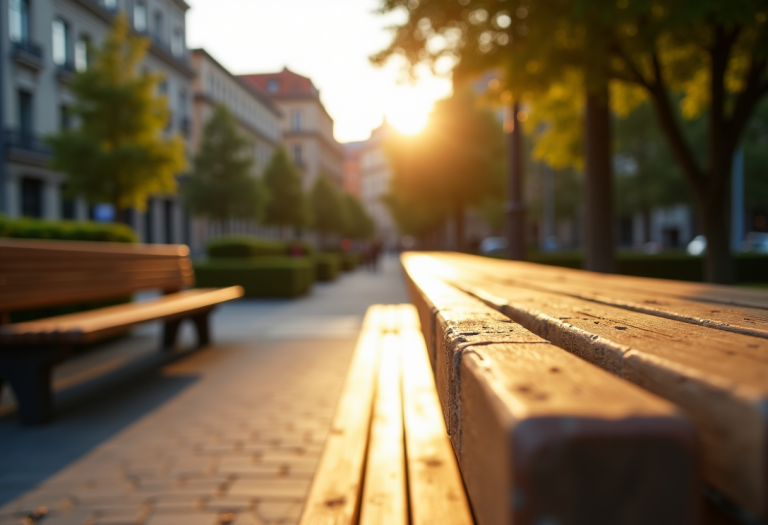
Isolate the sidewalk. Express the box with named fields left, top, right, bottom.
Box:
left=0, top=256, right=408, bottom=525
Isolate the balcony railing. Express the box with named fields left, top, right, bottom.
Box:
left=56, top=61, right=77, bottom=82
left=6, top=129, right=53, bottom=157
left=12, top=40, right=44, bottom=70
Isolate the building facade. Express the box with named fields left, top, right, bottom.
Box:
left=359, top=121, right=397, bottom=247
left=342, top=141, right=363, bottom=198
left=1, top=0, right=194, bottom=244
left=239, top=68, right=343, bottom=190
left=189, top=48, right=283, bottom=254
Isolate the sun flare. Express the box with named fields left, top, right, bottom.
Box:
left=385, top=91, right=434, bottom=135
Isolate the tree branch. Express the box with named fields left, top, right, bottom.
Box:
left=610, top=44, right=651, bottom=90
left=728, top=55, right=768, bottom=152
left=647, top=51, right=705, bottom=191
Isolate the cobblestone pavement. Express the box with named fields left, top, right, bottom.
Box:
left=0, top=256, right=408, bottom=525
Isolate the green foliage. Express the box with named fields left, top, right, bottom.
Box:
left=207, top=236, right=314, bottom=258
left=263, top=148, right=308, bottom=230
left=184, top=104, right=267, bottom=224
left=0, top=216, right=137, bottom=243
left=314, top=253, right=341, bottom=281
left=46, top=13, right=185, bottom=217
left=341, top=193, right=376, bottom=239
left=384, top=89, right=505, bottom=237
left=613, top=102, right=692, bottom=216
left=311, top=175, right=346, bottom=235
left=194, top=258, right=314, bottom=298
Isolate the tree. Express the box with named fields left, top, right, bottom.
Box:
left=263, top=147, right=308, bottom=235
left=374, top=0, right=768, bottom=282
left=47, top=13, right=185, bottom=222
left=311, top=174, right=346, bottom=245
left=184, top=104, right=267, bottom=230
left=383, top=89, right=504, bottom=250
left=342, top=193, right=376, bottom=240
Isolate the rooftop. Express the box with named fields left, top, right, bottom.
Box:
left=239, top=68, right=320, bottom=99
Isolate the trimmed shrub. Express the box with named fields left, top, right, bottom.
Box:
left=524, top=251, right=768, bottom=283
left=0, top=216, right=137, bottom=243
left=194, top=257, right=314, bottom=298
left=207, top=236, right=315, bottom=258
left=315, top=253, right=341, bottom=282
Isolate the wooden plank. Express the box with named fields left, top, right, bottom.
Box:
left=359, top=332, right=407, bottom=525
left=428, top=262, right=768, bottom=517
left=398, top=304, right=474, bottom=525
left=434, top=253, right=768, bottom=339
left=0, top=237, right=189, bottom=257
left=299, top=306, right=384, bottom=525
left=0, top=287, right=243, bottom=345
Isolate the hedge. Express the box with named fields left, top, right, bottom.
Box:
left=315, top=253, right=341, bottom=282
left=194, top=257, right=314, bottom=298
left=523, top=251, right=768, bottom=283
left=0, top=216, right=137, bottom=243
left=207, top=236, right=315, bottom=258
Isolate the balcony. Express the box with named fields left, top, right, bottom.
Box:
left=5, top=129, right=53, bottom=166
left=12, top=40, right=44, bottom=71
left=56, top=61, right=77, bottom=83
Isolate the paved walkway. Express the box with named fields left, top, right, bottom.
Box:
left=0, top=256, right=408, bottom=525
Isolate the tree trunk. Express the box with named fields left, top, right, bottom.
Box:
left=700, top=190, right=734, bottom=284
left=506, top=101, right=526, bottom=261
left=584, top=83, right=617, bottom=273
left=454, top=206, right=465, bottom=252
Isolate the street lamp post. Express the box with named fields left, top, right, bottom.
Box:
left=506, top=100, right=526, bottom=260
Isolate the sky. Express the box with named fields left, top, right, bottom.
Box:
left=185, top=0, right=453, bottom=143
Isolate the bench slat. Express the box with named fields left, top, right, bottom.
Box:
left=300, top=306, right=383, bottom=525
left=437, top=253, right=768, bottom=339
left=402, top=256, right=700, bottom=524
left=0, top=287, right=243, bottom=345
left=359, top=330, right=408, bottom=525
left=399, top=305, right=474, bottom=525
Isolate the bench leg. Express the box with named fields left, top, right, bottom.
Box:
left=0, top=347, right=63, bottom=425
left=163, top=319, right=182, bottom=350
left=191, top=311, right=211, bottom=347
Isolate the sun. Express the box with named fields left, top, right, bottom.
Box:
left=387, top=108, right=429, bottom=134
left=385, top=93, right=432, bottom=135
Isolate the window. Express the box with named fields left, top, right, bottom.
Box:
left=293, top=145, right=303, bottom=166
left=267, top=79, right=279, bottom=93
left=158, top=80, right=167, bottom=94
left=74, top=35, right=89, bottom=71
left=21, top=177, right=43, bottom=218
left=9, top=0, right=29, bottom=44
left=153, top=10, right=163, bottom=43
left=52, top=18, right=70, bottom=66
left=18, top=90, right=33, bottom=137
left=292, top=111, right=302, bottom=131
left=171, top=28, right=183, bottom=57
left=133, top=2, right=147, bottom=33
left=102, top=0, right=117, bottom=11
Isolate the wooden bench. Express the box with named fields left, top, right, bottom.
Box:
left=299, top=304, right=474, bottom=525
left=402, top=251, right=768, bottom=524
left=0, top=238, right=243, bottom=424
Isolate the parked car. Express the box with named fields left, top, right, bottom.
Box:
left=743, top=232, right=768, bottom=254
left=479, top=236, right=508, bottom=257
left=686, top=235, right=707, bottom=256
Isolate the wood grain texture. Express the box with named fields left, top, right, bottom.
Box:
left=0, top=287, right=244, bottom=345
left=299, top=306, right=383, bottom=525
left=0, top=238, right=194, bottom=311
left=436, top=252, right=768, bottom=340
left=359, top=332, right=407, bottom=525
left=414, top=253, right=768, bottom=516
left=399, top=315, right=474, bottom=525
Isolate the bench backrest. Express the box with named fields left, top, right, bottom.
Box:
left=0, top=238, right=194, bottom=315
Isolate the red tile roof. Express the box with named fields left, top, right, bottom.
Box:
left=239, top=68, right=319, bottom=99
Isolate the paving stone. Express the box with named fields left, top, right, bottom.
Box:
left=227, top=480, right=310, bottom=500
